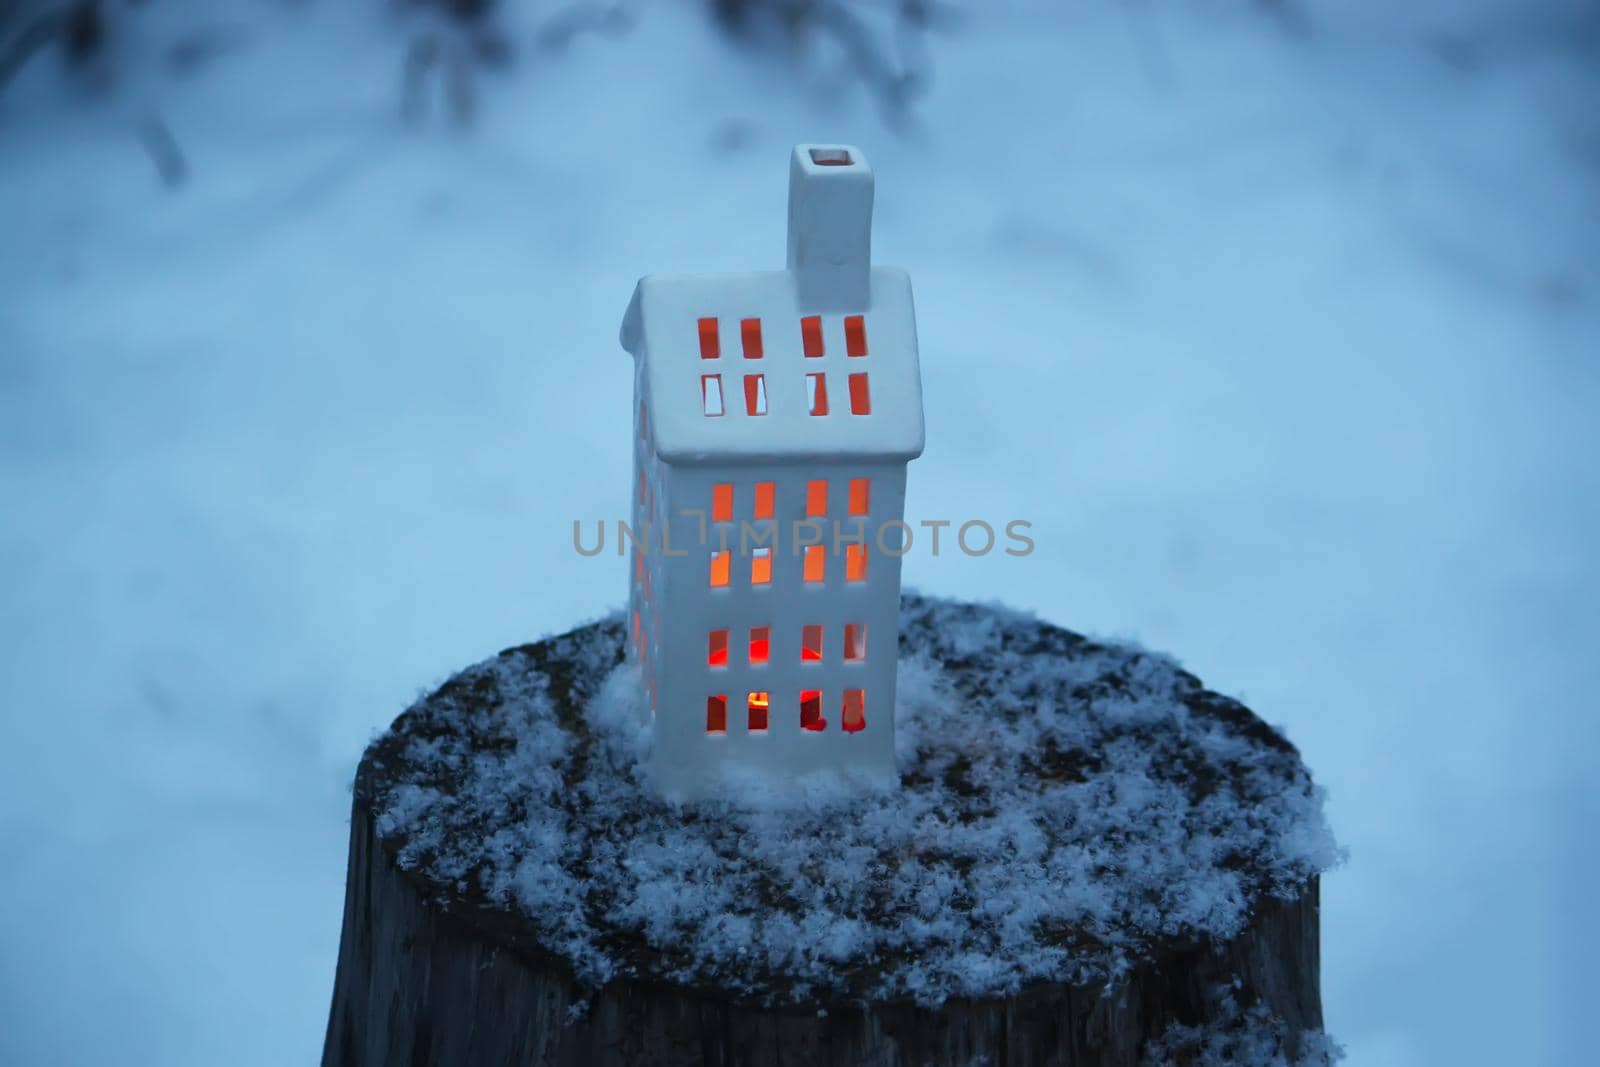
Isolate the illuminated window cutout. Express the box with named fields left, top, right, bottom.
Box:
left=842, top=689, right=866, bottom=733
left=802, top=624, right=823, bottom=662
left=801, top=315, right=824, bottom=358
left=754, top=482, right=775, bottom=520
left=845, top=315, right=868, bottom=357
left=744, top=374, right=767, bottom=416
left=803, top=544, right=825, bottom=583
left=643, top=566, right=651, bottom=600
left=801, top=689, right=825, bottom=732
left=747, top=691, right=769, bottom=733
left=849, top=478, right=869, bottom=516
left=712, top=483, right=733, bottom=523
left=702, top=374, right=725, bottom=417
left=698, top=317, right=720, bottom=359
left=751, top=546, right=772, bottom=585
left=708, top=628, right=729, bottom=667
left=707, top=694, right=727, bottom=735
left=806, top=480, right=828, bottom=518
left=845, top=543, right=867, bottom=582
left=632, top=610, right=641, bottom=651
left=806, top=373, right=828, bottom=416
left=741, top=318, right=763, bottom=358
left=749, top=626, right=770, bottom=665
left=848, top=372, right=870, bottom=415
left=844, top=623, right=865, bottom=662
left=710, top=549, right=731, bottom=588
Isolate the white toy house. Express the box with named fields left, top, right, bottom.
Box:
left=620, top=145, right=925, bottom=798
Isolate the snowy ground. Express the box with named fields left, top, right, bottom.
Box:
left=1, top=1, right=1595, bottom=1064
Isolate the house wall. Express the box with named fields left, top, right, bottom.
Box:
left=651, top=459, right=908, bottom=797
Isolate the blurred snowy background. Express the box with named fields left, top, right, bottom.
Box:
left=1, top=1, right=1595, bottom=1063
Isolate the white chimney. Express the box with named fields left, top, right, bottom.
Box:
left=786, top=144, right=873, bottom=311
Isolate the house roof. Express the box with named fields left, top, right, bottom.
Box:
left=618, top=145, right=925, bottom=466
left=620, top=268, right=924, bottom=465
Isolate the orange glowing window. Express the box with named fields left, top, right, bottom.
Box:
left=632, top=610, right=641, bottom=649
left=747, top=692, right=769, bottom=732
left=751, top=546, right=772, bottom=585
left=803, top=544, right=825, bottom=583
left=712, top=483, right=733, bottom=523
left=744, top=374, right=767, bottom=416
left=802, top=624, right=823, bottom=662
left=698, top=317, right=720, bottom=359
left=848, top=372, right=870, bottom=415
left=801, top=315, right=824, bottom=358
left=845, top=544, right=867, bottom=582
left=801, top=690, right=825, bottom=731
left=754, top=482, right=775, bottom=520
left=706, top=694, right=727, bottom=734
left=741, top=318, right=763, bottom=358
left=710, top=549, right=731, bottom=587
left=749, top=626, right=770, bottom=665
left=708, top=628, right=729, bottom=667
left=844, top=623, right=865, bottom=662
left=844, top=315, right=867, bottom=357
left=806, top=372, right=828, bottom=416
left=702, top=374, right=725, bottom=417
left=848, top=478, right=870, bottom=516
left=842, top=689, right=865, bottom=733
left=806, top=480, right=828, bottom=518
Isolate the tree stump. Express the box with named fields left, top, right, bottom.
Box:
left=323, top=596, right=1340, bottom=1066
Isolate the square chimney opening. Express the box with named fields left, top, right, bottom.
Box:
left=809, top=148, right=853, bottom=167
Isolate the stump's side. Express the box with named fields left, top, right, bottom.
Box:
left=323, top=783, right=1322, bottom=1067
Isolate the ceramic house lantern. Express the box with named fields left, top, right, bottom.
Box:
left=619, top=144, right=925, bottom=797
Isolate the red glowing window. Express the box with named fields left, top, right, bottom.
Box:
left=802, top=624, right=823, bottom=662
left=801, top=690, right=825, bottom=731
left=803, top=544, right=825, bottom=583
left=749, top=626, right=770, bottom=665
left=744, top=374, right=767, bottom=416
left=698, top=317, right=720, bottom=359
left=754, top=482, right=775, bottom=520
left=845, top=544, right=867, bottom=583
left=741, top=318, right=763, bottom=358
left=848, top=372, right=870, bottom=415
left=708, top=628, right=729, bottom=667
left=848, top=478, right=869, bottom=516
left=748, top=692, right=769, bottom=732
left=632, top=610, right=641, bottom=650
left=702, top=374, right=725, bottom=417
left=710, top=549, right=731, bottom=588
left=844, top=623, right=865, bottom=662
left=751, top=547, right=772, bottom=585
left=806, top=373, right=828, bottom=416
left=842, top=689, right=865, bottom=733
left=706, top=694, right=727, bottom=734
left=844, top=315, right=867, bottom=357
left=806, top=480, right=828, bottom=518
left=712, top=483, right=733, bottom=523
left=801, top=315, right=824, bottom=358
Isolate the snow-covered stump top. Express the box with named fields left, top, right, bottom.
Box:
left=368, top=594, right=1339, bottom=1011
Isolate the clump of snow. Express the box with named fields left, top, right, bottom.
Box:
left=369, top=594, right=1340, bottom=1006
left=1144, top=983, right=1345, bottom=1066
